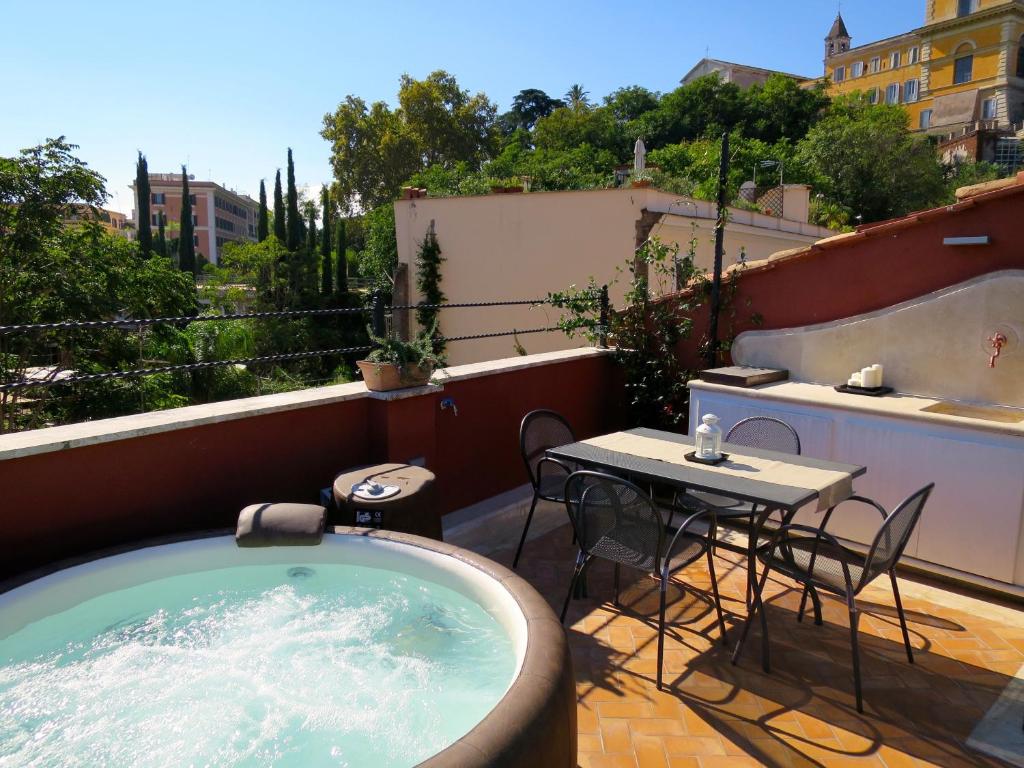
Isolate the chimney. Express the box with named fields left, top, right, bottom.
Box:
left=782, top=184, right=811, bottom=223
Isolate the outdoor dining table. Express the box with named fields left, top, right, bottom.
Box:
left=546, top=426, right=867, bottom=615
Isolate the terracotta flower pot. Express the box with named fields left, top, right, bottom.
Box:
left=357, top=360, right=432, bottom=392
left=630, top=180, right=652, bottom=188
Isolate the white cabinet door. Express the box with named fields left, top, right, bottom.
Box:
left=834, top=417, right=1024, bottom=583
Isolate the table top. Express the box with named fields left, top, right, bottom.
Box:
left=547, top=427, right=866, bottom=512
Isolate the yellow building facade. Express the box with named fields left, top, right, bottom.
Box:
left=823, top=0, right=1024, bottom=134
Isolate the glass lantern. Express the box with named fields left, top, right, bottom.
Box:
left=695, top=413, right=723, bottom=459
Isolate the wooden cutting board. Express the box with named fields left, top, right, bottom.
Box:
left=698, top=366, right=789, bottom=387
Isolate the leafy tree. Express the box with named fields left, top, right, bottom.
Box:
left=564, top=84, right=591, bottom=112
left=322, top=71, right=498, bottom=211
left=944, top=159, right=1001, bottom=198
left=285, top=148, right=302, bottom=251
left=742, top=75, right=829, bottom=143
left=257, top=179, right=269, bottom=242
left=796, top=95, right=945, bottom=222
left=135, top=152, right=152, bottom=258
left=272, top=169, right=286, bottom=242
left=533, top=106, right=626, bottom=157
left=178, top=167, right=196, bottom=275
left=633, top=75, right=745, bottom=146
left=334, top=218, right=348, bottom=294
left=320, top=186, right=332, bottom=295
left=360, top=204, right=398, bottom=293
left=505, top=88, right=564, bottom=132
left=603, top=86, right=660, bottom=124
left=305, top=202, right=318, bottom=295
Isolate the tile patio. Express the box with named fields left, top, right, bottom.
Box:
left=484, top=520, right=1024, bottom=768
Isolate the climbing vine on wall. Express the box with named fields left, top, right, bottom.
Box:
left=414, top=221, right=446, bottom=353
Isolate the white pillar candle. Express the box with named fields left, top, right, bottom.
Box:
left=861, top=367, right=881, bottom=388
left=871, top=364, right=884, bottom=386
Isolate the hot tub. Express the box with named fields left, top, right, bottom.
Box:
left=0, top=528, right=576, bottom=767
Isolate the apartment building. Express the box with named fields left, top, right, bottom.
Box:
left=823, top=0, right=1024, bottom=139
left=131, top=174, right=258, bottom=264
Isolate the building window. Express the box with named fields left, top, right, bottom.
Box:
left=920, top=109, right=933, bottom=129
left=833, top=66, right=845, bottom=83
left=192, top=215, right=199, bottom=226
left=193, top=235, right=199, bottom=247
left=981, top=98, right=996, bottom=119
left=886, top=83, right=900, bottom=104
left=868, top=87, right=879, bottom=104
left=954, top=52, right=974, bottom=84
left=151, top=214, right=158, bottom=226
left=1017, top=37, right=1024, bottom=77
left=909, top=46, right=920, bottom=64
left=189, top=194, right=197, bottom=205
left=904, top=79, right=920, bottom=102
left=869, top=56, right=881, bottom=74
left=958, top=0, right=977, bottom=16
left=852, top=61, right=864, bottom=77
left=890, top=51, right=901, bottom=69
left=151, top=193, right=165, bottom=204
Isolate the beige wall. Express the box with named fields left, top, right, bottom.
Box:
left=731, top=270, right=1024, bottom=407
left=395, top=188, right=835, bottom=366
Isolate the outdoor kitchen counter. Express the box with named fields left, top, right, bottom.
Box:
left=687, top=379, right=1024, bottom=597
left=688, top=379, right=1024, bottom=438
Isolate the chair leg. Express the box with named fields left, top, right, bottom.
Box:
left=797, top=585, right=809, bottom=623
left=613, top=562, right=621, bottom=606
left=657, top=580, right=668, bottom=690
left=512, top=492, right=540, bottom=570
left=706, top=544, right=728, bottom=645
left=807, top=585, right=823, bottom=626
left=561, top=553, right=586, bottom=623
left=890, top=570, right=914, bottom=664
left=849, top=606, right=863, bottom=713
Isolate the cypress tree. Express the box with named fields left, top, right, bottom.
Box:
left=273, top=170, right=286, bottom=242
left=136, top=152, right=152, bottom=258
left=334, top=218, right=348, bottom=295
left=257, top=179, right=269, bottom=242
left=305, top=206, right=318, bottom=295
left=179, top=167, right=196, bottom=275
left=157, top=212, right=167, bottom=257
left=319, top=187, right=332, bottom=295
left=415, top=221, right=445, bottom=354
left=285, top=148, right=302, bottom=251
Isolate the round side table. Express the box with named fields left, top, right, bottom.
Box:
left=332, top=463, right=441, bottom=541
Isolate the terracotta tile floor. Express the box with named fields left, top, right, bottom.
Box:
left=496, top=522, right=1024, bottom=768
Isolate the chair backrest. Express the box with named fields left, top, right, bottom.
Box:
left=565, top=471, right=666, bottom=574
left=859, top=483, right=934, bottom=590
left=520, top=409, right=575, bottom=489
left=726, top=416, right=801, bottom=455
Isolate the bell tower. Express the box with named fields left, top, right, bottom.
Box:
left=824, top=12, right=852, bottom=69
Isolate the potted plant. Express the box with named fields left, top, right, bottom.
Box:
left=630, top=169, right=654, bottom=189
left=357, top=329, right=446, bottom=392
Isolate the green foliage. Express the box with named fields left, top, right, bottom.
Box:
left=360, top=204, right=398, bottom=293
left=257, top=179, right=269, bottom=242
left=135, top=152, right=152, bottom=258
left=178, top=166, right=196, bottom=275
left=549, top=237, right=709, bottom=430
left=157, top=212, right=168, bottom=256
left=564, top=84, right=591, bottom=112
left=944, top=159, right=1001, bottom=198
left=795, top=95, right=945, bottom=222
left=502, top=88, right=564, bottom=133
left=414, top=225, right=445, bottom=353
left=334, top=218, right=348, bottom=294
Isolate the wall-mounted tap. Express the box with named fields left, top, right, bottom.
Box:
left=987, top=332, right=1007, bottom=368
left=440, top=397, right=458, bottom=416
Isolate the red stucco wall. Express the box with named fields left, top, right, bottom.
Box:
left=0, top=352, right=621, bottom=580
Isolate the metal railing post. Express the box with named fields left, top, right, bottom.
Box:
left=371, top=290, right=386, bottom=339
left=598, top=285, right=609, bottom=349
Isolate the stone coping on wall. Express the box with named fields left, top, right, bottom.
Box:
left=0, top=347, right=610, bottom=462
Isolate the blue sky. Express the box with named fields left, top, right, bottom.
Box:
left=2, top=1, right=921, bottom=214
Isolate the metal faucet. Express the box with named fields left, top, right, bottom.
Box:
left=440, top=397, right=458, bottom=416
left=987, top=332, right=1007, bottom=368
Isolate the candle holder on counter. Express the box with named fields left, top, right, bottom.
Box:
left=835, top=363, right=893, bottom=397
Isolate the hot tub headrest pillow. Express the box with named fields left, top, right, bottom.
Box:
left=236, top=503, right=327, bottom=547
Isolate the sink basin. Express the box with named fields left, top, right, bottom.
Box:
left=920, top=401, right=1024, bottom=423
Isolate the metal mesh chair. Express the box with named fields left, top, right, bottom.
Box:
left=732, top=483, right=934, bottom=713
left=513, top=409, right=577, bottom=569
left=560, top=471, right=727, bottom=690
